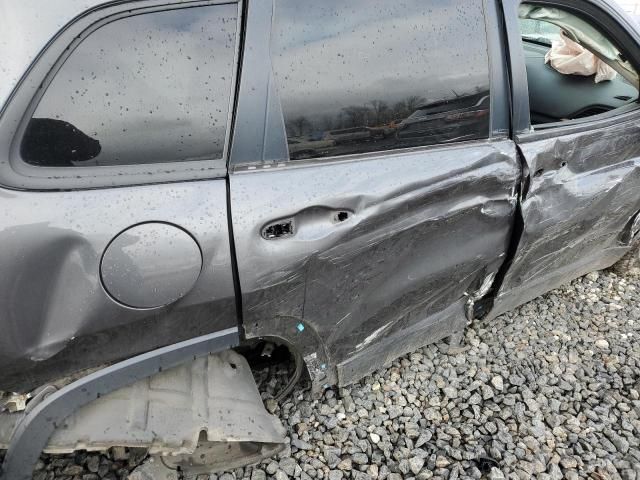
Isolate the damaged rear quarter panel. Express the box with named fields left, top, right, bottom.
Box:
left=231, top=140, right=520, bottom=387
left=0, top=183, right=237, bottom=393
left=491, top=113, right=640, bottom=317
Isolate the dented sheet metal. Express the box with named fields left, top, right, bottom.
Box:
left=490, top=114, right=640, bottom=318
left=0, top=350, right=285, bottom=473
left=0, top=182, right=237, bottom=394
left=231, top=140, right=520, bottom=387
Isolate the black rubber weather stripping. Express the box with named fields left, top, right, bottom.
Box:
left=224, top=0, right=248, bottom=340
left=497, top=0, right=515, bottom=139
left=226, top=175, right=246, bottom=340
left=0, top=327, right=239, bottom=480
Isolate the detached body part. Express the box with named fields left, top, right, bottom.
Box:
left=1, top=0, right=640, bottom=478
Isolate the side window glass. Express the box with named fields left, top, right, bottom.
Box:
left=21, top=5, right=237, bottom=167
left=270, top=0, right=491, bottom=161
left=518, top=4, right=639, bottom=125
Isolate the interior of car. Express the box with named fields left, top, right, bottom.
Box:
left=519, top=3, right=640, bottom=125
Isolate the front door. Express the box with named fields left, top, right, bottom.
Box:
left=490, top=0, right=640, bottom=317
left=0, top=1, right=242, bottom=393
left=229, top=0, right=520, bottom=386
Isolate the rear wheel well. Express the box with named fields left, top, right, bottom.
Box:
left=235, top=338, right=307, bottom=402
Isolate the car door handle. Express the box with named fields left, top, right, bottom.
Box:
left=261, top=208, right=352, bottom=240
left=262, top=219, right=295, bottom=239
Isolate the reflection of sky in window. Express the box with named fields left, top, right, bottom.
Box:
left=31, top=5, right=237, bottom=166
left=271, top=0, right=491, bottom=122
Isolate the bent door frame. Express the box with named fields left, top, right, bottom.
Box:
left=489, top=0, right=640, bottom=317
left=228, top=0, right=521, bottom=388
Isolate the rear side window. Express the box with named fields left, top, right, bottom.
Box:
left=271, top=0, right=491, bottom=161
left=21, top=5, right=237, bottom=167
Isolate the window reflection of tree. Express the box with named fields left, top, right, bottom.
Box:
left=284, top=90, right=489, bottom=160
left=285, top=94, right=429, bottom=137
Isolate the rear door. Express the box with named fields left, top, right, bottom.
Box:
left=0, top=1, right=242, bottom=393
left=490, top=0, right=640, bottom=317
left=229, top=0, right=521, bottom=386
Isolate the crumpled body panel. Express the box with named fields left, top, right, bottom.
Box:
left=231, top=140, right=520, bottom=387
left=491, top=115, right=640, bottom=317
left=0, top=182, right=237, bottom=393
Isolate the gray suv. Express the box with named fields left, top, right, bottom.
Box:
left=1, top=0, right=640, bottom=477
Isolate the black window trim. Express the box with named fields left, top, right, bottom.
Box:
left=516, top=99, right=640, bottom=142
left=0, top=0, right=242, bottom=191
left=230, top=0, right=508, bottom=170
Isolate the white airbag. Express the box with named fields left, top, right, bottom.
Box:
left=545, top=31, right=617, bottom=83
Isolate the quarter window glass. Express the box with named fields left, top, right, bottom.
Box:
left=21, top=5, right=237, bottom=167
left=271, top=0, right=491, bottom=161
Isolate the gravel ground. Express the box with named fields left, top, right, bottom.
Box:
left=6, top=267, right=640, bottom=479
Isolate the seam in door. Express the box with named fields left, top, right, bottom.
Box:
left=225, top=0, right=249, bottom=339
left=226, top=175, right=245, bottom=340
left=472, top=0, right=526, bottom=318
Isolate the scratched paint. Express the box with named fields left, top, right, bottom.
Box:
left=231, top=140, right=520, bottom=388
left=489, top=114, right=640, bottom=318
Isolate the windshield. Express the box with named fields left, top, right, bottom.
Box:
left=520, top=18, right=562, bottom=45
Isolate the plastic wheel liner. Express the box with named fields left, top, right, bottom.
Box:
left=0, top=350, right=286, bottom=476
